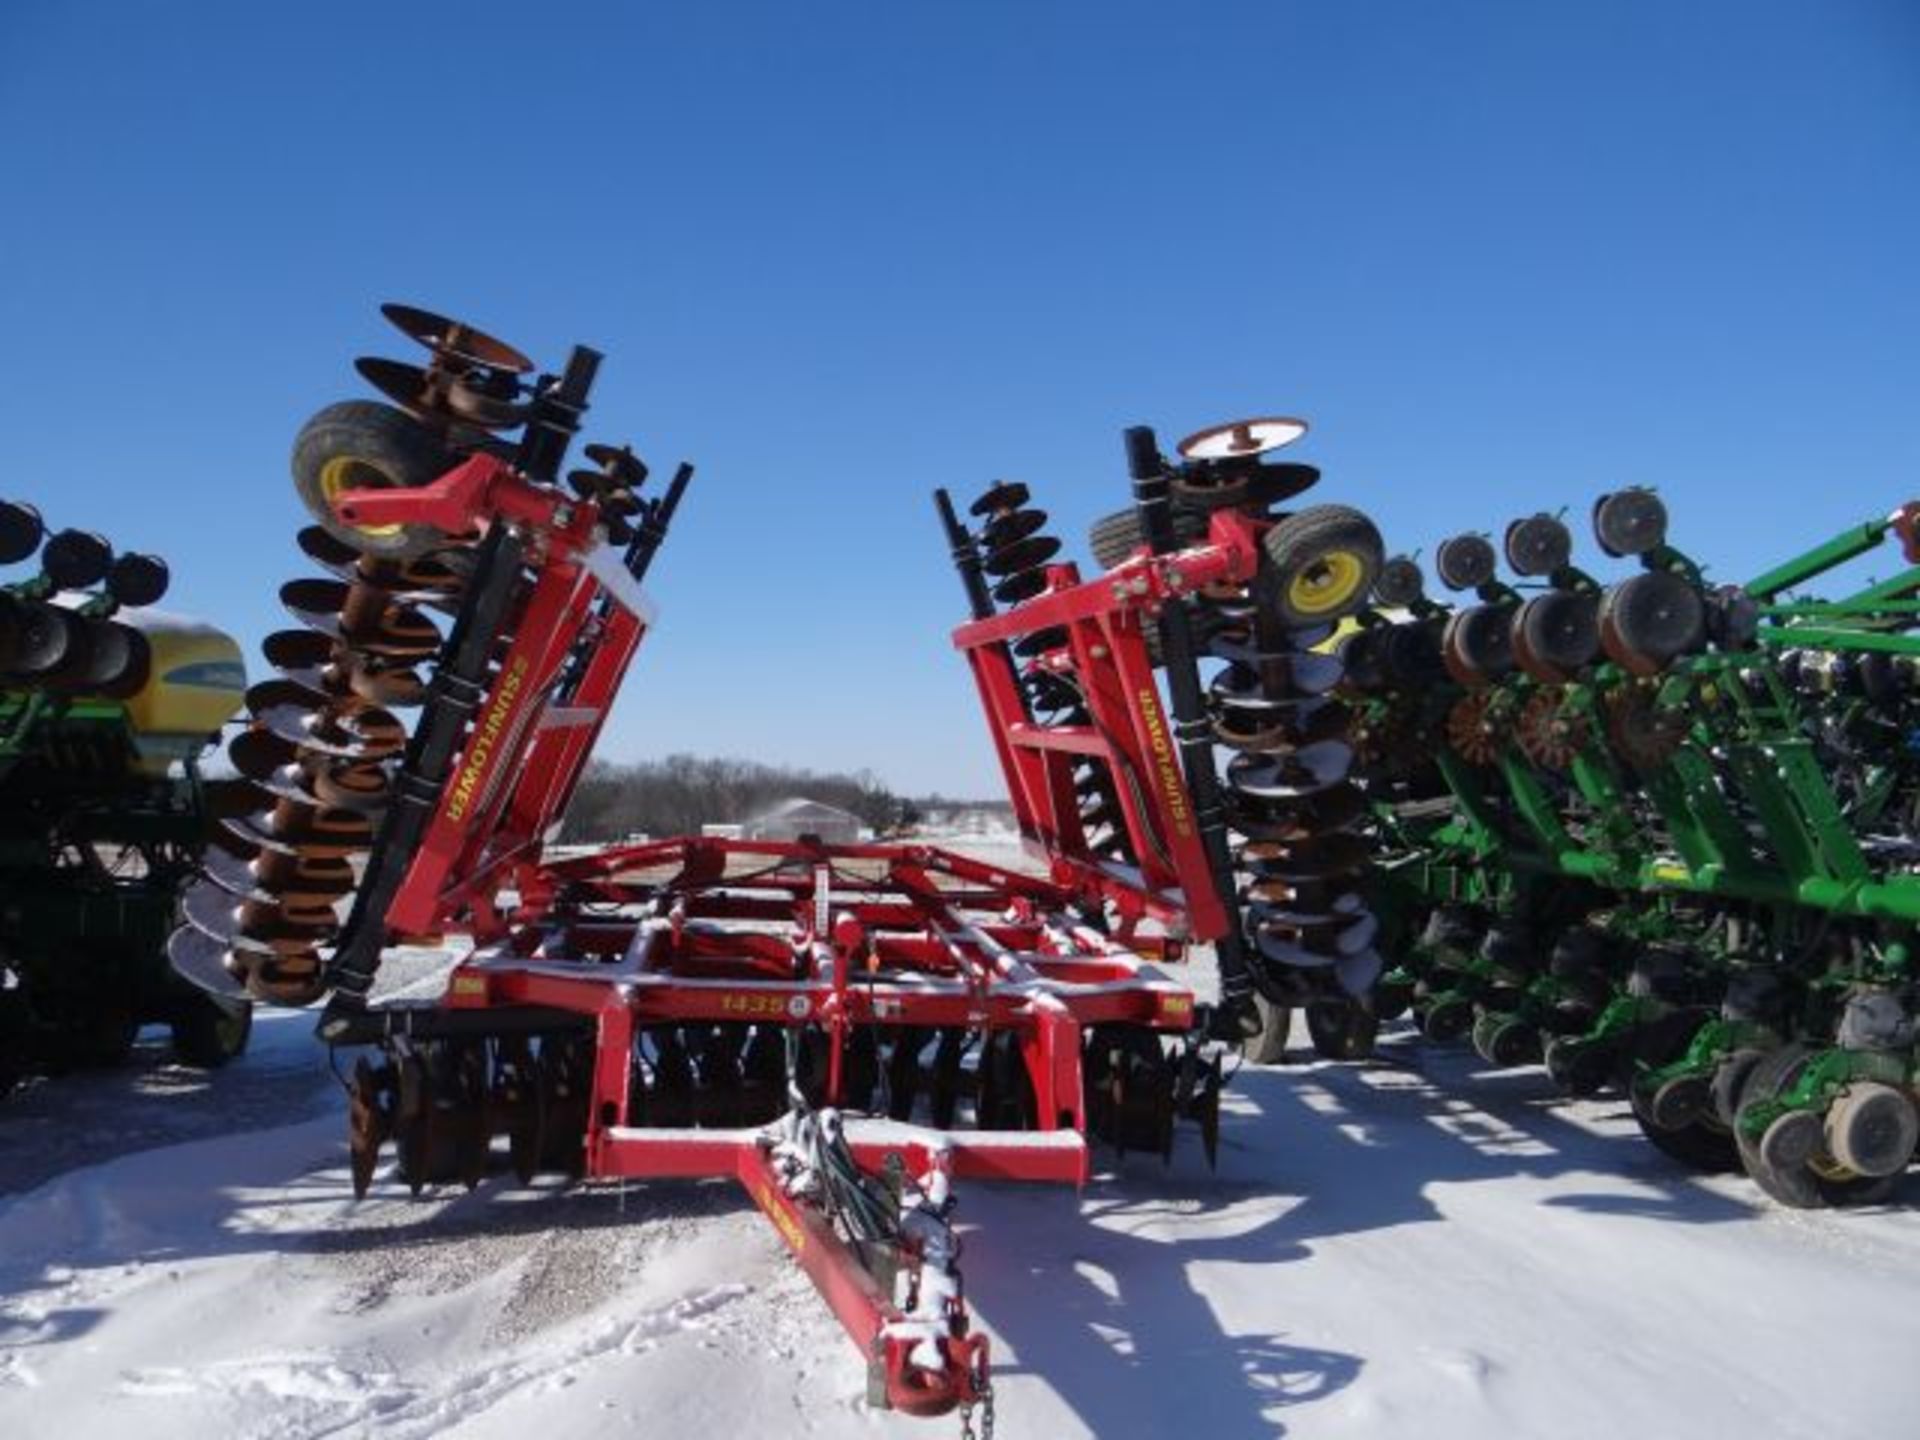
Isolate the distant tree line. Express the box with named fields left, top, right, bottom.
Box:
left=560, top=754, right=1002, bottom=842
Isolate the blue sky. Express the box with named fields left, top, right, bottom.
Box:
left=2, top=2, right=1915, bottom=795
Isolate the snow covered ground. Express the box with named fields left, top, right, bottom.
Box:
left=4, top=978, right=1917, bottom=1440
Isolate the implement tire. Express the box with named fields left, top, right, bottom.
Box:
left=292, top=401, right=453, bottom=560
left=1261, top=505, right=1385, bottom=628
left=1087, top=505, right=1209, bottom=572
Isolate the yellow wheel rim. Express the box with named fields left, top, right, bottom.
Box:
left=1286, top=549, right=1367, bottom=617
left=318, top=455, right=403, bottom=539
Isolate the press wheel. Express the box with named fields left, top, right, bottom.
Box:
left=1734, top=1044, right=1897, bottom=1208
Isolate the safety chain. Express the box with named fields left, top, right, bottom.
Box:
left=958, top=1368, right=995, bottom=1439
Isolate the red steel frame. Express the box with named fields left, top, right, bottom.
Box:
left=336, top=454, right=650, bottom=939
left=949, top=506, right=1270, bottom=944
left=325, top=468, right=1266, bottom=1417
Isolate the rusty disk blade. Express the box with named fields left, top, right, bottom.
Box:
left=296, top=526, right=365, bottom=581
left=249, top=675, right=352, bottom=721
left=1213, top=697, right=1352, bottom=754
left=167, top=924, right=250, bottom=1001
left=221, top=803, right=375, bottom=860
left=1176, top=416, right=1309, bottom=462
left=281, top=578, right=444, bottom=658
left=183, top=880, right=336, bottom=955
left=1337, top=949, right=1384, bottom=996
left=219, top=812, right=300, bottom=859
left=1242, top=871, right=1364, bottom=911
left=239, top=949, right=329, bottom=1007
left=310, top=759, right=393, bottom=813
left=229, top=724, right=300, bottom=775
left=347, top=663, right=426, bottom=709
left=229, top=730, right=326, bottom=808
left=356, top=356, right=528, bottom=433
left=202, top=844, right=353, bottom=907
left=381, top=552, right=469, bottom=605
left=1299, top=781, right=1367, bottom=834
left=252, top=702, right=406, bottom=762
left=1227, top=741, right=1354, bottom=799
left=1211, top=654, right=1345, bottom=708
left=1253, top=902, right=1374, bottom=949
left=992, top=567, right=1050, bottom=605
left=1239, top=831, right=1370, bottom=882
left=262, top=633, right=425, bottom=709
left=1253, top=929, right=1339, bottom=969
left=180, top=878, right=249, bottom=948
left=262, top=625, right=342, bottom=675
left=222, top=910, right=336, bottom=958
left=293, top=532, right=466, bottom=607
left=581, top=442, right=649, bottom=491
left=381, top=302, right=534, bottom=373
left=202, top=844, right=282, bottom=905
left=969, top=481, right=1031, bottom=518
left=347, top=1058, right=390, bottom=1199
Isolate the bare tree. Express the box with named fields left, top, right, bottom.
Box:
left=560, top=755, right=918, bottom=841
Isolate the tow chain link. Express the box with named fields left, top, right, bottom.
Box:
left=959, top=1363, right=995, bottom=1438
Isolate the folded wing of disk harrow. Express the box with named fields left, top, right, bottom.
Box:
left=169, top=303, right=692, bottom=1012
left=938, top=416, right=1390, bottom=1053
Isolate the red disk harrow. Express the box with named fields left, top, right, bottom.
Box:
left=173, top=308, right=1385, bottom=1427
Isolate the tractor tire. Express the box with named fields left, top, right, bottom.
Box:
left=292, top=400, right=454, bottom=560
left=171, top=995, right=254, bottom=1069
left=1260, top=505, right=1385, bottom=628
